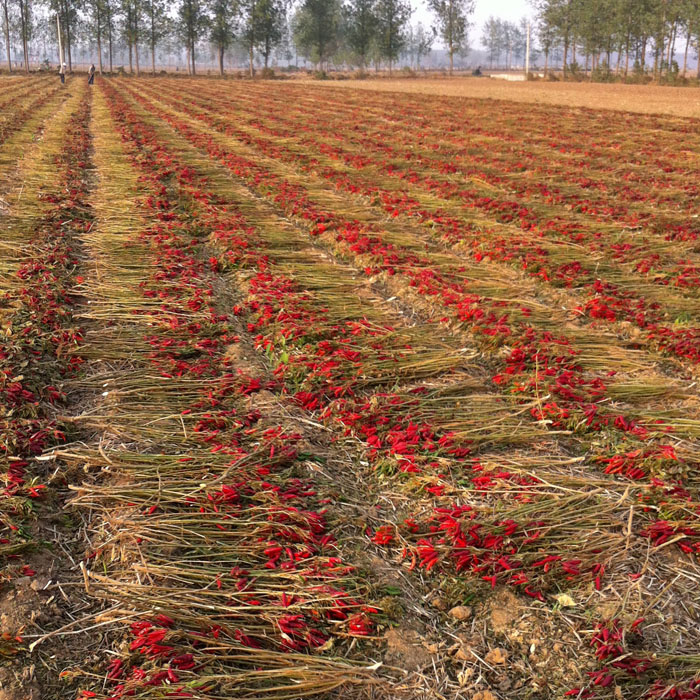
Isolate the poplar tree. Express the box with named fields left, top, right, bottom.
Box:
left=530, top=0, right=700, bottom=80
left=426, top=0, right=473, bottom=74
left=292, top=0, right=341, bottom=69
left=121, top=0, right=142, bottom=74
left=178, top=0, right=207, bottom=74
left=405, top=21, right=433, bottom=69
left=254, top=0, right=285, bottom=69
left=88, top=0, right=104, bottom=73
left=344, top=0, right=376, bottom=70
left=16, top=0, right=30, bottom=72
left=50, top=0, right=78, bottom=70
left=481, top=16, right=503, bottom=67
left=103, top=0, right=114, bottom=71
left=143, top=0, right=168, bottom=74
left=1, top=0, right=11, bottom=71
left=240, top=0, right=259, bottom=76
left=240, top=0, right=285, bottom=75
left=374, top=0, right=409, bottom=74
left=209, top=0, right=235, bottom=75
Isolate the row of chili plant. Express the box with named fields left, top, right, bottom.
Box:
left=0, top=85, right=91, bottom=612
left=68, top=79, right=380, bottom=700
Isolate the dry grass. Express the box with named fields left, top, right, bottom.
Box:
left=307, top=76, right=700, bottom=118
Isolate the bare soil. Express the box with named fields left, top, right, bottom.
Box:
left=308, top=76, right=700, bottom=118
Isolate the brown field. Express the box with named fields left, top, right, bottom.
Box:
left=310, top=75, right=700, bottom=118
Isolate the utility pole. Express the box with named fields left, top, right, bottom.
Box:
left=525, top=19, right=531, bottom=78
left=57, top=13, right=64, bottom=67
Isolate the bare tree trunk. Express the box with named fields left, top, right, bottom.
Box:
left=96, top=4, right=103, bottom=74
left=665, top=22, right=674, bottom=73
left=106, top=2, right=113, bottom=72
left=219, top=44, right=224, bottom=75
left=149, top=5, right=156, bottom=75
left=57, top=15, right=64, bottom=66
left=66, top=28, right=72, bottom=69
left=653, top=41, right=660, bottom=77
left=127, top=4, right=133, bottom=73
left=682, top=28, right=690, bottom=76
left=18, top=0, right=29, bottom=72
left=624, top=33, right=630, bottom=76
left=190, top=37, right=195, bottom=75
left=543, top=47, right=548, bottom=77
left=449, top=42, right=453, bottom=75
left=62, top=0, right=73, bottom=71
left=249, top=42, right=254, bottom=77
left=2, top=0, right=10, bottom=72
left=134, top=16, right=140, bottom=76
left=670, top=22, right=677, bottom=68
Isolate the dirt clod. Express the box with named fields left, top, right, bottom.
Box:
left=471, top=690, right=497, bottom=700
left=449, top=605, right=473, bottom=621
left=453, top=644, right=472, bottom=661
left=489, top=589, right=522, bottom=633
left=430, top=595, right=448, bottom=610
left=485, top=647, right=508, bottom=664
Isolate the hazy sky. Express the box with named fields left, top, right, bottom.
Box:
left=414, top=0, right=534, bottom=45
left=471, top=0, right=534, bottom=27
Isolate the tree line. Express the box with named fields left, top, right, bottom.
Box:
left=480, top=16, right=530, bottom=69
left=4, top=0, right=700, bottom=80
left=532, top=0, right=700, bottom=78
left=0, top=0, right=475, bottom=75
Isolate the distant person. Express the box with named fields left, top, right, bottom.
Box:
left=88, top=63, right=95, bottom=85
left=472, top=66, right=482, bottom=77
left=59, top=62, right=66, bottom=84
